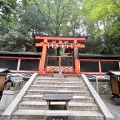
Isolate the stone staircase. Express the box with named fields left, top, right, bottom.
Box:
left=2, top=74, right=114, bottom=120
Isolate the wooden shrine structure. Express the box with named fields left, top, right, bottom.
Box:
left=0, top=36, right=120, bottom=79
left=35, top=36, right=86, bottom=75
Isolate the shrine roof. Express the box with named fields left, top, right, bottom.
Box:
left=0, top=51, right=41, bottom=57
left=106, top=71, right=120, bottom=76
left=0, top=51, right=120, bottom=59
left=79, top=53, right=120, bottom=60
left=0, top=68, right=10, bottom=73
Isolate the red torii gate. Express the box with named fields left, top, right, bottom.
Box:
left=35, top=36, right=86, bottom=75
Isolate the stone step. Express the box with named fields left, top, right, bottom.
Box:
left=3, top=76, right=106, bottom=120
left=35, top=78, right=82, bottom=82
left=11, top=110, right=104, bottom=120
left=11, top=119, right=40, bottom=120
left=36, top=77, right=80, bottom=80
left=23, top=95, right=94, bottom=103
left=26, top=90, right=90, bottom=96
left=34, top=80, right=82, bottom=83
left=73, top=96, right=94, bottom=102
left=71, top=111, right=104, bottom=120
left=34, top=79, right=83, bottom=82
left=33, top=81, right=85, bottom=86
left=18, top=101, right=48, bottom=110
left=23, top=95, right=44, bottom=102
left=18, top=101, right=97, bottom=111
left=68, top=102, right=98, bottom=111
left=29, top=85, right=87, bottom=91
left=11, top=110, right=46, bottom=119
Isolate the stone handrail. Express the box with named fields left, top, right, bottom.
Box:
left=81, top=74, right=114, bottom=120
left=1, top=73, right=38, bottom=120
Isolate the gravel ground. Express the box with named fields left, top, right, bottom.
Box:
left=0, top=95, right=119, bottom=120
left=100, top=94, right=120, bottom=120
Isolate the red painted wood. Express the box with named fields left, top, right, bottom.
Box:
left=35, top=36, right=86, bottom=41
left=17, top=57, right=21, bottom=73
left=98, top=60, right=102, bottom=79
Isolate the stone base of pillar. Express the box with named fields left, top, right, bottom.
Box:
left=0, top=90, right=20, bottom=111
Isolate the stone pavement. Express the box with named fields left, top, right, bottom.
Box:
left=0, top=112, right=2, bottom=120
left=100, top=94, right=120, bottom=120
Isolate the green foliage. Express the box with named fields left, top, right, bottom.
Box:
left=82, top=0, right=120, bottom=54
left=101, top=18, right=120, bottom=54
left=0, top=0, right=120, bottom=54
left=0, top=0, right=17, bottom=35
left=28, top=0, right=83, bottom=36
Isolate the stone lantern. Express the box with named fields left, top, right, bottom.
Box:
left=4, top=75, right=23, bottom=91
left=0, top=75, right=23, bottom=111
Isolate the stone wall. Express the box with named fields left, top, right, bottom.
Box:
left=91, top=81, right=111, bottom=94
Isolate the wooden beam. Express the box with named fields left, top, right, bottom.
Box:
left=36, top=42, right=43, bottom=47
left=118, top=60, right=120, bottom=70
left=98, top=60, right=102, bottom=79
left=17, top=57, right=21, bottom=73
left=74, top=40, right=78, bottom=73
left=35, top=36, right=86, bottom=41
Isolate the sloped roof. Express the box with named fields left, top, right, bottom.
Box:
left=106, top=71, right=120, bottom=76
left=0, top=51, right=41, bottom=57
left=0, top=68, right=10, bottom=73
left=79, top=53, right=120, bottom=59
left=4, top=75, right=23, bottom=83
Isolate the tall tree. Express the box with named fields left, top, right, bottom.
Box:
left=31, top=0, right=84, bottom=55
left=25, top=0, right=83, bottom=36
left=0, top=0, right=17, bottom=35
left=0, top=0, right=84, bottom=52
left=82, top=0, right=120, bottom=54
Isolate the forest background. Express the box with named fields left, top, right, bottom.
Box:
left=0, top=0, right=120, bottom=54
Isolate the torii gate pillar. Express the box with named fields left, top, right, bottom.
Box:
left=39, top=39, right=47, bottom=74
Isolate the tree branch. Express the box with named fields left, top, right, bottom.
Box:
left=33, top=0, right=55, bottom=35
left=46, top=1, right=56, bottom=31
left=113, top=0, right=120, bottom=8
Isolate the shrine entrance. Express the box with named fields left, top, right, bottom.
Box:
left=35, top=36, right=86, bottom=75
left=46, top=56, right=73, bottom=73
